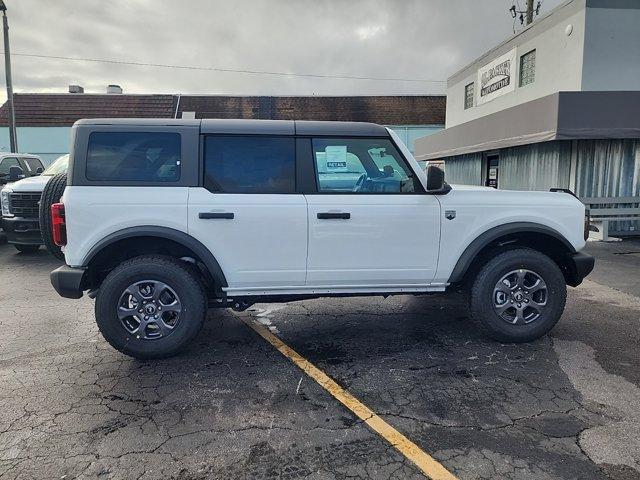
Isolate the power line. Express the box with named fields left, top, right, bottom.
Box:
left=2, top=52, right=446, bottom=84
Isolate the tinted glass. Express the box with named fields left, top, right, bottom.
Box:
left=23, top=158, right=44, bottom=173
left=86, top=132, right=181, bottom=182
left=0, top=157, right=20, bottom=175
left=204, top=136, right=295, bottom=194
left=312, top=138, right=418, bottom=193
left=43, top=154, right=69, bottom=176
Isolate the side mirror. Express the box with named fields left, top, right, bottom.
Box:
left=8, top=165, right=25, bottom=183
left=426, top=165, right=449, bottom=193
left=36, top=166, right=44, bottom=175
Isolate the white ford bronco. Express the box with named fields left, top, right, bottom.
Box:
left=49, top=119, right=594, bottom=359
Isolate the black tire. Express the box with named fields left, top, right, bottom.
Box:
left=95, top=255, right=207, bottom=359
left=14, top=244, right=40, bottom=253
left=470, top=248, right=566, bottom=343
left=39, top=172, right=67, bottom=261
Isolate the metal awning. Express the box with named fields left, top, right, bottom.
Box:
left=415, top=91, right=640, bottom=160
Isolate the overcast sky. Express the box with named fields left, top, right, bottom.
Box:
left=1, top=0, right=564, bottom=100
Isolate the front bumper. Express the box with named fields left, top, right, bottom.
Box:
left=51, top=266, right=86, bottom=299
left=563, top=252, right=595, bottom=287
left=1, top=217, right=42, bottom=245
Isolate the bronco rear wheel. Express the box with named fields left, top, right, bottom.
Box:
left=95, top=255, right=206, bottom=359
left=470, top=248, right=566, bottom=343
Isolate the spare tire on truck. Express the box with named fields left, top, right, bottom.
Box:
left=39, top=172, right=67, bottom=261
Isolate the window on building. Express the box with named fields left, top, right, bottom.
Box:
left=312, top=138, right=419, bottom=193
left=86, top=132, right=181, bottom=182
left=519, top=49, right=536, bottom=87
left=204, top=136, right=295, bottom=194
left=464, top=83, right=475, bottom=110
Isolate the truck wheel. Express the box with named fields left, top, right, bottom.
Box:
left=39, top=172, right=67, bottom=261
left=95, top=255, right=207, bottom=359
left=469, top=248, right=566, bottom=343
left=14, top=244, right=40, bottom=253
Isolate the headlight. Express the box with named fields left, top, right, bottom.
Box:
left=1, top=189, right=12, bottom=217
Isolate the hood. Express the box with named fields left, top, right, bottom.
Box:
left=450, top=184, right=495, bottom=192
left=2, top=174, right=52, bottom=193
left=445, top=184, right=584, bottom=210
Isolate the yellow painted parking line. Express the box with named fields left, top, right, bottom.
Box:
left=241, top=317, right=458, bottom=480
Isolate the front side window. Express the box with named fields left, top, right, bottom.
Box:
left=204, top=136, right=295, bottom=194
left=519, top=49, right=536, bottom=87
left=23, top=158, right=43, bottom=173
left=312, top=138, right=419, bottom=193
left=86, top=132, right=181, bottom=182
left=43, top=155, right=69, bottom=176
left=0, top=157, right=20, bottom=176
left=464, top=83, right=475, bottom=110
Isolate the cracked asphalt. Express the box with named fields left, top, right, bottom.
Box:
left=1, top=239, right=639, bottom=480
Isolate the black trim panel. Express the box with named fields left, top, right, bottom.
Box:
left=295, top=137, right=317, bottom=194
left=199, top=212, right=234, bottom=219
left=295, top=121, right=388, bottom=137
left=51, top=265, right=86, bottom=299
left=448, top=222, right=577, bottom=283
left=317, top=212, right=351, bottom=219
left=563, top=252, right=595, bottom=287
left=82, top=226, right=228, bottom=288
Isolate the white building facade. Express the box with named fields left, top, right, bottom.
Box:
left=415, top=0, right=640, bottom=235
left=445, top=0, right=640, bottom=128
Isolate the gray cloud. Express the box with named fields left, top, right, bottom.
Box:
left=0, top=0, right=565, bottom=100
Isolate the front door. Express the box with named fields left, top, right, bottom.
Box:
left=188, top=135, right=307, bottom=291
left=305, top=137, right=441, bottom=287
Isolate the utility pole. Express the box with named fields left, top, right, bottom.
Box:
left=510, top=0, right=540, bottom=27
left=0, top=0, right=17, bottom=153
left=526, top=0, right=535, bottom=25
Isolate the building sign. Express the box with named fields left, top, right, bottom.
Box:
left=477, top=48, right=517, bottom=105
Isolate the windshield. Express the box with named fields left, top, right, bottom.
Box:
left=43, top=154, right=69, bottom=176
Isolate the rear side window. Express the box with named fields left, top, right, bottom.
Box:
left=204, top=136, right=295, bottom=194
left=86, top=132, right=181, bottom=182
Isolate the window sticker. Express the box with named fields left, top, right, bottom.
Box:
left=324, top=146, right=348, bottom=172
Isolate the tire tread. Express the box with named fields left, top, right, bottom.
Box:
left=39, top=172, right=67, bottom=260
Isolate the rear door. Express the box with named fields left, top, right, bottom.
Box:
left=304, top=137, right=441, bottom=287
left=188, top=134, right=308, bottom=292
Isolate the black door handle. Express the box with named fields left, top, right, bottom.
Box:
left=317, top=212, right=350, bottom=220
left=199, top=212, right=234, bottom=219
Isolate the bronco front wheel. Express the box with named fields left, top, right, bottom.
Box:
left=470, top=248, right=567, bottom=343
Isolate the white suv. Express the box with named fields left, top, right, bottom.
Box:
left=49, top=119, right=594, bottom=359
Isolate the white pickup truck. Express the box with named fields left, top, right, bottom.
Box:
left=48, top=119, right=594, bottom=359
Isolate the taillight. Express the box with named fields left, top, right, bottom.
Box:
left=51, top=203, right=67, bottom=246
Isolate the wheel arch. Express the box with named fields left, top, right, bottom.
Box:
left=82, top=226, right=228, bottom=294
left=448, top=222, right=576, bottom=285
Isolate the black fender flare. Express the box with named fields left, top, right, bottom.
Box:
left=447, top=222, right=576, bottom=284
left=82, top=226, right=228, bottom=288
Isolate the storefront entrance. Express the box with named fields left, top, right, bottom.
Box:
left=485, top=153, right=499, bottom=188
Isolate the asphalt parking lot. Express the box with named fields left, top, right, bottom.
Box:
left=1, top=240, right=639, bottom=480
